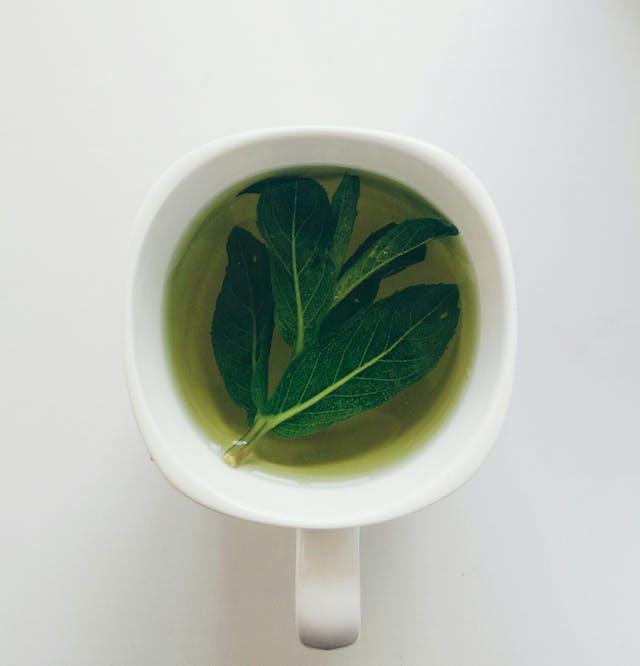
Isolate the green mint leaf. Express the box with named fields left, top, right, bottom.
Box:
left=330, top=173, right=360, bottom=268
left=333, top=218, right=458, bottom=306
left=321, top=223, right=426, bottom=331
left=262, top=284, right=459, bottom=438
left=211, top=227, right=274, bottom=423
left=254, top=177, right=336, bottom=355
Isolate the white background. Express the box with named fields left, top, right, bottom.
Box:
left=2, top=1, right=639, bottom=664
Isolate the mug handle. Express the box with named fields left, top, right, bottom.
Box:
left=296, top=527, right=360, bottom=649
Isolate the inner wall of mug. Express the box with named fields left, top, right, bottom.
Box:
left=128, top=129, right=515, bottom=528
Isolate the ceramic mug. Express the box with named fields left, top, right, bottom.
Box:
left=124, top=127, right=516, bottom=650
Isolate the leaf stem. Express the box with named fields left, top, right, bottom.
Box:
left=223, top=416, right=273, bottom=467
left=293, top=338, right=304, bottom=359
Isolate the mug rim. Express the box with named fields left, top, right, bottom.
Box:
left=124, top=126, right=517, bottom=528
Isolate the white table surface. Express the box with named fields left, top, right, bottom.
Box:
left=2, top=1, right=639, bottom=664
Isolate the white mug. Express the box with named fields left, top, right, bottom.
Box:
left=124, top=127, right=516, bottom=650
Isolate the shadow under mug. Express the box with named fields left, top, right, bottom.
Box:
left=124, top=127, right=516, bottom=649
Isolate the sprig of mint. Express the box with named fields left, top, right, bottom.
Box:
left=211, top=174, right=460, bottom=467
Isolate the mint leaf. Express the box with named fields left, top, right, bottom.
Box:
left=260, top=284, right=459, bottom=438
left=330, top=174, right=360, bottom=268
left=211, top=227, right=274, bottom=423
left=333, top=218, right=458, bottom=306
left=254, top=177, right=336, bottom=355
left=321, top=222, right=427, bottom=331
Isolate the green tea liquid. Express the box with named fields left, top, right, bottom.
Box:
left=165, top=167, right=478, bottom=480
